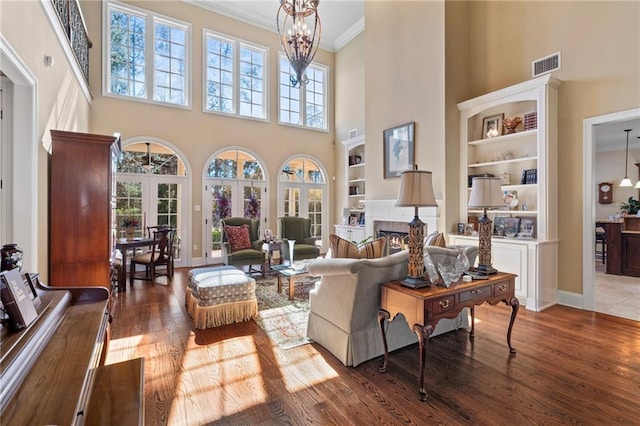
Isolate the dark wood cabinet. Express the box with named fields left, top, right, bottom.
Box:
left=49, top=130, right=120, bottom=287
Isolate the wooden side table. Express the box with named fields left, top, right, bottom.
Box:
left=263, top=241, right=282, bottom=274
left=378, top=272, right=519, bottom=401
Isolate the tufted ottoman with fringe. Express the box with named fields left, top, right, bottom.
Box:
left=186, top=266, right=257, bottom=329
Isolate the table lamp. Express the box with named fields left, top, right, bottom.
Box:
left=395, top=165, right=438, bottom=288
left=467, top=176, right=505, bottom=274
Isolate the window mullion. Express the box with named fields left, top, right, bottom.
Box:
left=146, top=14, right=155, bottom=102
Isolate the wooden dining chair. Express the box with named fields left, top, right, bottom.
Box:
left=130, top=228, right=173, bottom=285
left=146, top=225, right=177, bottom=276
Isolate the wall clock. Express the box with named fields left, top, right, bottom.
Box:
left=598, top=182, right=613, bottom=204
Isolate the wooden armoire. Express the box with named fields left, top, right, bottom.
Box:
left=49, top=130, right=121, bottom=287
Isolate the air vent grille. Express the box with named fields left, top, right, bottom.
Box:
left=532, top=52, right=560, bottom=77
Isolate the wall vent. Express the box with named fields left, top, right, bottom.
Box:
left=348, top=129, right=358, bottom=139
left=532, top=52, right=561, bottom=77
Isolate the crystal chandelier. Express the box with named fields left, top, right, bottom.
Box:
left=276, top=0, right=321, bottom=87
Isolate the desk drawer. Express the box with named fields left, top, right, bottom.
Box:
left=493, top=280, right=512, bottom=297
left=431, top=295, right=456, bottom=315
left=459, top=285, right=492, bottom=303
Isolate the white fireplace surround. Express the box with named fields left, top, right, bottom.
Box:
left=365, top=199, right=441, bottom=239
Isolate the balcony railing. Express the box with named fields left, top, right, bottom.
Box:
left=51, top=0, right=92, bottom=84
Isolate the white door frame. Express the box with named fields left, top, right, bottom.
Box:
left=277, top=154, right=329, bottom=251
left=582, top=107, right=640, bottom=311
left=202, top=147, right=270, bottom=266
left=0, top=35, right=38, bottom=271
left=120, top=137, right=192, bottom=268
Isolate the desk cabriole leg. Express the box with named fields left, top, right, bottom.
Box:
left=413, top=323, right=433, bottom=402
left=377, top=309, right=390, bottom=373
left=506, top=297, right=519, bottom=353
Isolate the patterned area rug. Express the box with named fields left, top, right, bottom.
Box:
left=254, top=275, right=315, bottom=349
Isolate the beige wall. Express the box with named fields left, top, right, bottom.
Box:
left=334, top=32, right=365, bottom=224
left=2, top=0, right=91, bottom=278
left=82, top=0, right=336, bottom=261
left=364, top=1, right=446, bottom=207
left=464, top=1, right=640, bottom=295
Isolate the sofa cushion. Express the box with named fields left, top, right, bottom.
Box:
left=329, top=234, right=386, bottom=259
left=224, top=224, right=252, bottom=252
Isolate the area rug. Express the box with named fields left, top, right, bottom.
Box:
left=254, top=275, right=315, bottom=349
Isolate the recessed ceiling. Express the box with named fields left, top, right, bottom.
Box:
left=185, top=0, right=365, bottom=52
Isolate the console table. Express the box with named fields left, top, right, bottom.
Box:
left=378, top=272, right=519, bottom=401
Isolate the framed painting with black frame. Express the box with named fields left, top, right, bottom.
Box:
left=383, top=122, right=415, bottom=178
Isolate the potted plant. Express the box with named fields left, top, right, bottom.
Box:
left=619, top=196, right=640, bottom=216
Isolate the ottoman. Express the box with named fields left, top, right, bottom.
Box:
left=187, top=266, right=258, bottom=329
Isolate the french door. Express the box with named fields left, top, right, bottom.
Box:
left=116, top=174, right=188, bottom=268
left=206, top=180, right=265, bottom=264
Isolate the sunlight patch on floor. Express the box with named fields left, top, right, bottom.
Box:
left=277, top=349, right=339, bottom=393
left=105, top=334, right=144, bottom=364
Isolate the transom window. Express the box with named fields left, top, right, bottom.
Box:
left=279, top=56, right=327, bottom=130
left=104, top=1, right=191, bottom=107
left=204, top=31, right=267, bottom=120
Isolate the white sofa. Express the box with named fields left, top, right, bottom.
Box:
left=306, top=246, right=478, bottom=367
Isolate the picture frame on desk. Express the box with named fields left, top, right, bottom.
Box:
left=383, top=122, right=415, bottom=179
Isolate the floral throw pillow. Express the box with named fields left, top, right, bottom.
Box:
left=224, top=225, right=252, bottom=252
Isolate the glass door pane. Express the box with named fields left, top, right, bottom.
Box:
left=243, top=185, right=262, bottom=221
left=116, top=180, right=144, bottom=239
left=308, top=188, right=322, bottom=237
left=283, top=187, right=300, bottom=217
left=211, top=183, right=232, bottom=261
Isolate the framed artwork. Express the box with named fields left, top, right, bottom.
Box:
left=482, top=113, right=504, bottom=139
left=383, top=122, right=415, bottom=178
left=503, top=217, right=521, bottom=238
left=518, top=217, right=536, bottom=238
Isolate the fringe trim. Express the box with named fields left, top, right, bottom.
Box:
left=185, top=289, right=199, bottom=317
left=193, top=299, right=258, bottom=329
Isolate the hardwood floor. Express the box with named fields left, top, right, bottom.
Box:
left=107, top=268, right=640, bottom=425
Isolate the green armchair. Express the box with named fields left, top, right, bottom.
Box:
left=278, top=217, right=320, bottom=263
left=221, top=217, right=265, bottom=277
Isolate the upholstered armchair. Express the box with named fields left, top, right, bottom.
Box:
left=221, top=217, right=265, bottom=277
left=277, top=216, right=320, bottom=263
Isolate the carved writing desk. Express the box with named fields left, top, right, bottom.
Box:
left=378, top=272, right=519, bottom=401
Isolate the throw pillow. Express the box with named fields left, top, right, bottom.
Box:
left=429, top=232, right=447, bottom=248
left=424, top=231, right=439, bottom=246
left=224, top=225, right=252, bottom=252
left=329, top=234, right=386, bottom=259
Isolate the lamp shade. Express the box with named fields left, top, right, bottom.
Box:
left=468, top=176, right=504, bottom=208
left=395, top=168, right=437, bottom=207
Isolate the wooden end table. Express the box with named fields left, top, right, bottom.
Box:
left=271, top=263, right=317, bottom=300
left=378, top=272, right=519, bottom=401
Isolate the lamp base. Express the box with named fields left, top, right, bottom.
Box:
left=400, top=276, right=431, bottom=289
left=470, top=265, right=498, bottom=275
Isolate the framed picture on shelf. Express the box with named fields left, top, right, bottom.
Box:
left=358, top=213, right=365, bottom=225
left=349, top=215, right=358, bottom=226
left=383, top=122, right=415, bottom=178
left=457, top=223, right=465, bottom=235
left=482, top=113, right=504, bottom=139
left=493, top=215, right=509, bottom=236
left=503, top=217, right=521, bottom=238
left=503, top=190, right=518, bottom=209
left=517, top=217, right=536, bottom=238
left=464, top=223, right=475, bottom=236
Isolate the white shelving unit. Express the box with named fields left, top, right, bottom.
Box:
left=335, top=135, right=366, bottom=242
left=450, top=75, right=561, bottom=311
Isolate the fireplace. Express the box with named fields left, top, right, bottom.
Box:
left=374, top=221, right=409, bottom=256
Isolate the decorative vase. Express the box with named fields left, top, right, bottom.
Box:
left=1, top=243, right=24, bottom=272
left=423, top=251, right=440, bottom=286
left=288, top=240, right=296, bottom=265
left=125, top=227, right=136, bottom=239
left=455, top=247, right=470, bottom=275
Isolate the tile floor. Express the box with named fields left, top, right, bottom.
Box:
left=595, top=261, right=640, bottom=321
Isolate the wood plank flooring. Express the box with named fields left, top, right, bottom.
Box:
left=107, top=268, right=640, bottom=425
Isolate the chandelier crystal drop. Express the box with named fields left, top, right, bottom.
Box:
left=276, top=0, right=321, bottom=87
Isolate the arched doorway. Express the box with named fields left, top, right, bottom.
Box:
left=277, top=155, right=328, bottom=251
left=204, top=148, right=268, bottom=264
left=117, top=137, right=191, bottom=268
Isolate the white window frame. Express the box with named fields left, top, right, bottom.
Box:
left=102, top=1, right=192, bottom=109
left=278, top=54, right=329, bottom=132
left=203, top=29, right=269, bottom=122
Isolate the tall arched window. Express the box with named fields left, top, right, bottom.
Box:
left=278, top=156, right=327, bottom=250
left=204, top=149, right=267, bottom=263
left=117, top=139, right=189, bottom=267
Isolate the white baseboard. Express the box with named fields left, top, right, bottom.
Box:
left=557, top=290, right=584, bottom=310
left=190, top=257, right=205, bottom=267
